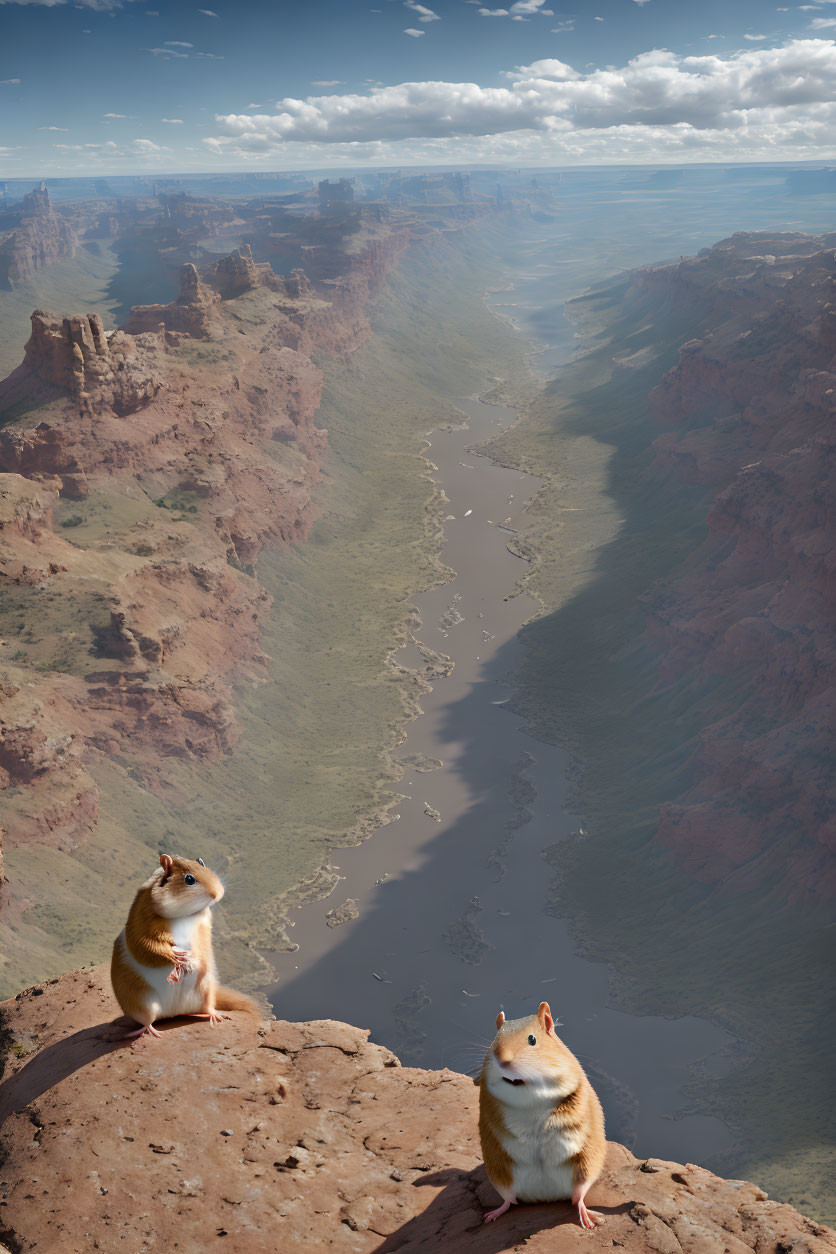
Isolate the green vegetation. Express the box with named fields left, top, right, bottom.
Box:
left=486, top=285, right=836, bottom=1222
left=179, top=339, right=234, bottom=369
left=153, top=488, right=201, bottom=515
left=0, top=584, right=114, bottom=677
left=0, top=229, right=529, bottom=1000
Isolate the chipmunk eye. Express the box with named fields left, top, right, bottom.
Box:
left=184, top=873, right=196, bottom=886
left=528, top=1034, right=537, bottom=1046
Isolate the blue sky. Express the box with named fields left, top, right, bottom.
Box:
left=2, top=0, right=836, bottom=174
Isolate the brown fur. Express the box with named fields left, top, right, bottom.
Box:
left=215, top=987, right=261, bottom=1017
left=479, top=1003, right=606, bottom=1198
left=564, top=1085, right=606, bottom=1187
left=110, top=853, right=261, bottom=1030
left=124, top=891, right=179, bottom=968
left=478, top=1078, right=515, bottom=1190
left=110, top=938, right=153, bottom=1021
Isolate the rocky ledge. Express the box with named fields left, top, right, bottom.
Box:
left=0, top=971, right=833, bottom=1252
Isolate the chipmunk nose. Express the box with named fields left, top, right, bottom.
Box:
left=495, top=1047, right=514, bottom=1067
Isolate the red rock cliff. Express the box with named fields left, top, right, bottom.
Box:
left=0, top=229, right=407, bottom=933
left=628, top=233, right=836, bottom=901
left=0, top=184, right=78, bottom=288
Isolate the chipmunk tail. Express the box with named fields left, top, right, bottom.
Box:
left=215, top=986, right=263, bottom=1018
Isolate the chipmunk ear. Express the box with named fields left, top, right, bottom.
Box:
left=496, top=1011, right=506, bottom=1030
left=159, top=853, right=173, bottom=881
left=197, top=858, right=205, bottom=868
left=538, top=1001, right=554, bottom=1035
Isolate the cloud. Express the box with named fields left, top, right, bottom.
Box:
left=502, top=57, right=578, bottom=80
left=404, top=1, right=439, bottom=20
left=39, top=125, right=68, bottom=130
left=478, top=0, right=552, bottom=15
left=508, top=0, right=552, bottom=13
left=54, top=138, right=168, bottom=158
left=198, top=7, right=218, bottom=14
left=161, top=117, right=183, bottom=123
left=311, top=80, right=344, bottom=87
left=104, top=112, right=127, bottom=117
left=810, top=16, right=836, bottom=27
left=403, top=26, right=425, bottom=36
left=206, top=39, right=836, bottom=169
left=0, top=0, right=137, bottom=7
left=744, top=33, right=768, bottom=40
left=0, top=77, right=21, bottom=84
left=142, top=42, right=220, bottom=60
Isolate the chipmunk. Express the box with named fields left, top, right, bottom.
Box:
left=479, top=1001, right=606, bottom=1228
left=110, top=853, right=259, bottom=1040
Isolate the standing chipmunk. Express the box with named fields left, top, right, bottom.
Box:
left=479, top=1001, right=607, bottom=1229
left=110, top=853, right=259, bottom=1040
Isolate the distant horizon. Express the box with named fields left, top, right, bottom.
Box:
left=4, top=157, right=836, bottom=185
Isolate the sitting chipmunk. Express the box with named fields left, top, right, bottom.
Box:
left=110, top=853, right=259, bottom=1041
left=479, top=1002, right=607, bottom=1228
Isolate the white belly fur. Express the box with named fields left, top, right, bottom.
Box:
left=120, top=910, right=213, bottom=1019
left=501, top=1106, right=581, bottom=1202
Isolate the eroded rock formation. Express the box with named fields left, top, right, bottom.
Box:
left=125, top=262, right=219, bottom=339
left=26, top=311, right=162, bottom=415
left=0, top=970, right=833, bottom=1252
left=0, top=184, right=78, bottom=288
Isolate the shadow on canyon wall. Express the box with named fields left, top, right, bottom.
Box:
left=271, top=293, right=835, bottom=1203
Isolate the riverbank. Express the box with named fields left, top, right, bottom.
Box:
left=481, top=254, right=836, bottom=1221
left=269, top=374, right=737, bottom=1165
left=92, top=226, right=535, bottom=983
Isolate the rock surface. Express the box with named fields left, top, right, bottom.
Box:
left=621, top=232, right=836, bottom=902
left=0, top=184, right=78, bottom=288
left=0, top=970, right=833, bottom=1252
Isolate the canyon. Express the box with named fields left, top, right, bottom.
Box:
left=1, top=171, right=835, bottom=1236
left=0, top=214, right=411, bottom=991
left=484, top=223, right=836, bottom=1220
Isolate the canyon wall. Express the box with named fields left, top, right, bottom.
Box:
left=0, top=185, right=78, bottom=288
left=0, top=224, right=409, bottom=944
left=630, top=233, right=836, bottom=902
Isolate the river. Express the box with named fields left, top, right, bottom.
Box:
left=268, top=384, right=737, bottom=1165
